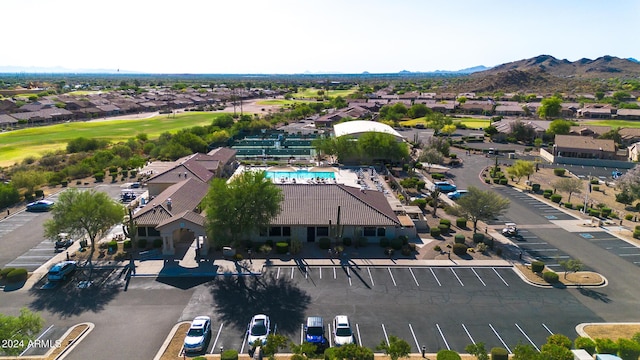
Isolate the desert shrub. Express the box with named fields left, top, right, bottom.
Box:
left=275, top=242, right=289, bottom=254
left=472, top=233, right=485, bottom=243
left=123, top=240, right=132, bottom=249
left=6, top=268, right=28, bottom=283
left=543, top=271, right=559, bottom=283
left=499, top=178, right=508, bottom=185
left=35, top=189, right=44, bottom=198
left=438, top=224, right=449, bottom=233
left=342, top=237, right=352, bottom=246
left=490, top=347, right=509, bottom=360
left=601, top=207, right=612, bottom=217
left=439, top=219, right=451, bottom=227
left=492, top=177, right=500, bottom=184
left=590, top=178, right=600, bottom=184
left=324, top=347, right=338, bottom=360
left=152, top=238, right=162, bottom=248
left=452, top=243, right=468, bottom=256
left=454, top=234, right=465, bottom=244
left=380, top=237, right=390, bottom=247
left=574, top=336, right=596, bottom=355
left=543, top=192, right=552, bottom=199
left=476, top=242, right=488, bottom=253
left=456, top=217, right=467, bottom=228
left=431, top=173, right=445, bottom=180
left=259, top=244, right=272, bottom=254
left=595, top=338, right=618, bottom=355
left=94, top=171, right=105, bottom=182
left=108, top=239, right=118, bottom=248
left=531, top=183, right=541, bottom=192
left=436, top=349, right=461, bottom=360
left=618, top=338, right=640, bottom=360
left=390, top=237, right=403, bottom=250
left=233, top=253, right=244, bottom=261
left=553, top=168, right=566, bottom=176
left=318, top=237, right=331, bottom=249
left=550, top=194, right=562, bottom=203
left=398, top=235, right=409, bottom=245
left=0, top=267, right=16, bottom=280
left=485, top=178, right=491, bottom=184
left=589, top=208, right=601, bottom=217
left=430, top=227, right=441, bottom=237
left=625, top=213, right=634, bottom=221
left=434, top=245, right=441, bottom=252
left=531, top=260, right=545, bottom=273
left=221, top=349, right=238, bottom=360
left=593, top=185, right=600, bottom=192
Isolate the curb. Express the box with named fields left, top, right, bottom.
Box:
left=153, top=321, right=189, bottom=360
left=55, top=322, right=95, bottom=360
left=576, top=322, right=640, bottom=339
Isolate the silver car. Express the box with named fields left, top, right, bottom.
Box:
left=183, top=316, right=211, bottom=353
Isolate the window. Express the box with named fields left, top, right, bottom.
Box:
left=269, top=227, right=282, bottom=236
left=363, top=227, right=376, bottom=236
left=147, top=227, right=160, bottom=237
left=316, top=227, right=329, bottom=236
left=283, top=226, right=291, bottom=237
left=137, top=227, right=147, bottom=237
left=377, top=228, right=386, bottom=236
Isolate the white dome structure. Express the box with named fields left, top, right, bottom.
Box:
left=333, top=120, right=404, bottom=140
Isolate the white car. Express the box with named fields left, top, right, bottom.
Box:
left=247, top=314, right=270, bottom=347
left=332, top=315, right=354, bottom=346
left=183, top=316, right=211, bottom=353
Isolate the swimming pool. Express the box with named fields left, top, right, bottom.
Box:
left=265, top=169, right=335, bottom=180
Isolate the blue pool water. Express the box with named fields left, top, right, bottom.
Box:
left=265, top=169, right=335, bottom=180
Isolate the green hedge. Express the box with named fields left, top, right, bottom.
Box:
left=550, top=194, right=562, bottom=203
left=456, top=217, right=467, bottom=228
left=452, top=243, right=468, bottom=256
left=275, top=242, right=289, bottom=254
left=319, top=237, right=331, bottom=249
left=543, top=271, right=559, bottom=283
left=574, top=336, right=596, bottom=355
left=590, top=178, right=600, bottom=184
left=564, top=203, right=573, bottom=209
left=438, top=224, right=449, bottom=233
left=625, top=214, right=634, bottom=221
left=601, top=208, right=612, bottom=217
left=432, top=173, right=445, bottom=180
left=221, top=349, right=238, bottom=360
left=6, top=268, right=28, bottom=283
left=430, top=227, right=441, bottom=237
left=617, top=338, right=640, bottom=360
left=596, top=338, right=619, bottom=355
left=0, top=267, right=16, bottom=280
left=490, top=347, right=509, bottom=360
left=123, top=240, right=132, bottom=249
left=439, top=219, right=451, bottom=227
left=553, top=168, right=566, bottom=176
left=593, top=185, right=600, bottom=192
left=531, top=260, right=545, bottom=273
left=454, top=234, right=466, bottom=244
left=436, top=349, right=461, bottom=360
left=531, top=183, right=541, bottom=192
left=499, top=178, right=508, bottom=185
left=398, top=235, right=409, bottom=245
left=472, top=233, right=485, bottom=243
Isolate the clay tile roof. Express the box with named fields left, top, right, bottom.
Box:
left=554, top=134, right=615, bottom=152
left=271, top=184, right=400, bottom=226
left=147, top=156, right=215, bottom=184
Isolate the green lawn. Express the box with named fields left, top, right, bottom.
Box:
left=585, top=120, right=640, bottom=128
left=399, top=117, right=490, bottom=129
left=292, top=87, right=356, bottom=98
left=65, top=90, right=109, bottom=96
left=256, top=99, right=310, bottom=106
left=0, top=112, right=223, bottom=167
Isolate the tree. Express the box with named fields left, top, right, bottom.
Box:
left=512, top=342, right=540, bottom=360
left=552, top=177, right=583, bottom=203
left=537, top=96, right=562, bottom=119
left=534, top=138, right=543, bottom=150
left=426, top=136, right=450, bottom=156
left=262, top=334, right=289, bottom=356
left=204, top=171, right=283, bottom=248
left=617, top=166, right=640, bottom=203
left=0, top=308, right=44, bottom=356
left=441, top=124, right=457, bottom=138
left=0, top=183, right=20, bottom=209
left=376, top=335, right=411, bottom=360
left=455, top=186, right=510, bottom=233
left=506, top=160, right=535, bottom=183
left=44, top=188, right=124, bottom=269
left=465, top=342, right=489, bottom=360
left=546, top=119, right=575, bottom=136
left=509, top=120, right=536, bottom=143
left=427, top=112, right=453, bottom=135
left=10, top=170, right=47, bottom=198
left=429, top=187, right=441, bottom=218
left=558, top=258, right=584, bottom=279
left=418, top=148, right=444, bottom=167
left=335, top=343, right=374, bottom=360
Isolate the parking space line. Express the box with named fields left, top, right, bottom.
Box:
left=387, top=268, right=397, bottom=286
left=534, top=249, right=559, bottom=252
left=328, top=323, right=333, bottom=347
left=451, top=268, right=464, bottom=286
left=356, top=323, right=362, bottom=345
left=241, top=325, right=248, bottom=354
left=461, top=324, right=475, bottom=344
left=409, top=268, right=419, bottom=286
left=347, top=268, right=352, bottom=286
left=333, top=267, right=336, bottom=279
left=300, top=323, right=304, bottom=344
left=430, top=268, right=442, bottom=286
left=211, top=323, right=223, bottom=353
left=305, top=268, right=308, bottom=279
left=381, top=324, right=389, bottom=345
left=492, top=268, right=509, bottom=286
left=489, top=324, right=511, bottom=353
left=408, top=324, right=420, bottom=351
left=319, top=267, right=322, bottom=279
left=515, top=323, right=539, bottom=352
left=542, top=323, right=554, bottom=335
left=524, top=242, right=547, bottom=244
left=471, top=268, right=486, bottom=286
left=291, top=267, right=295, bottom=279
left=435, top=324, right=450, bottom=350
left=276, top=267, right=280, bottom=279
left=274, top=323, right=278, bottom=334
left=367, top=267, right=374, bottom=287
left=619, top=254, right=640, bottom=257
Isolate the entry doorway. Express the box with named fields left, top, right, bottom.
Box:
left=307, top=226, right=316, bottom=242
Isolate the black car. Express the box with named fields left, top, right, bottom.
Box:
left=54, top=233, right=73, bottom=249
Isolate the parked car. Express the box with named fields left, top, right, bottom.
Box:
left=54, top=233, right=74, bottom=249
left=304, top=316, right=327, bottom=348
left=183, top=316, right=211, bottom=353
left=332, top=315, right=354, bottom=346
left=47, top=261, right=77, bottom=282
left=433, top=181, right=457, bottom=193
left=502, top=222, right=518, bottom=237
left=247, top=314, right=270, bottom=347
left=26, top=199, right=54, bottom=212
left=447, top=189, right=469, bottom=200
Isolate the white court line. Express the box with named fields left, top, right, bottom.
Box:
left=430, top=268, right=442, bottom=286
left=356, top=323, right=362, bottom=345
left=368, top=267, right=374, bottom=287
left=489, top=324, right=511, bottom=353
left=471, top=268, right=486, bottom=286
left=409, top=268, right=420, bottom=286
left=381, top=324, right=389, bottom=345
left=451, top=268, right=464, bottom=286
left=435, top=324, right=450, bottom=350
left=492, top=268, right=509, bottom=286
left=515, top=323, right=540, bottom=352
left=408, top=324, right=420, bottom=351
left=542, top=323, right=554, bottom=335
left=388, top=268, right=397, bottom=286
left=211, top=323, right=224, bottom=353
left=462, top=324, right=475, bottom=344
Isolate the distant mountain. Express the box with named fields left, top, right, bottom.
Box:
left=0, top=65, right=139, bottom=74
left=628, top=58, right=639, bottom=63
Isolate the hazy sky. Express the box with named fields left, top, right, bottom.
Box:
left=4, top=0, right=638, bottom=74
